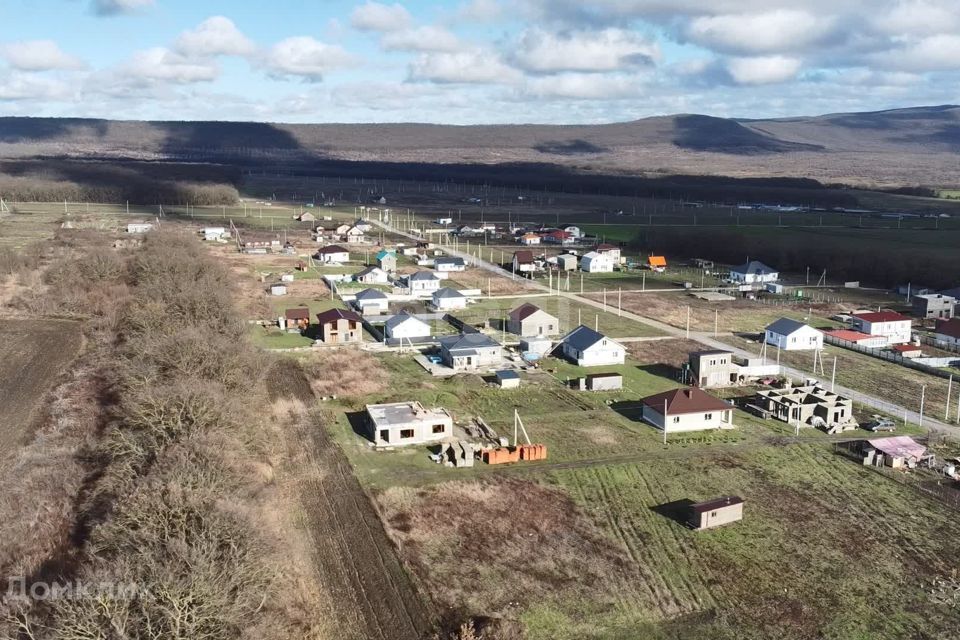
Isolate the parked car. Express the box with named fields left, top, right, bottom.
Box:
left=865, top=417, right=896, bottom=432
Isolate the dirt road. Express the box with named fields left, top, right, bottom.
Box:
left=266, top=363, right=435, bottom=640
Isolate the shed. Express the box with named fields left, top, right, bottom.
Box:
left=582, top=372, right=622, bottom=391
left=270, top=284, right=287, bottom=296
left=556, top=254, right=578, bottom=271
left=687, top=496, right=744, bottom=530
left=867, top=436, right=928, bottom=469
left=495, top=369, right=521, bottom=389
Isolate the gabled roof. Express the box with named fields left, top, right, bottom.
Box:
left=285, top=307, right=310, bottom=320
left=824, top=329, right=878, bottom=343
left=560, top=325, right=615, bottom=351
left=316, top=308, right=361, bottom=324
left=853, top=311, right=911, bottom=323
left=439, top=333, right=500, bottom=351
left=868, top=436, right=926, bottom=459
left=376, top=249, right=395, bottom=260
left=355, top=266, right=385, bottom=278
left=407, top=270, right=439, bottom=281
left=581, top=251, right=604, bottom=260
left=433, top=287, right=465, bottom=299
left=435, top=256, right=465, bottom=266
left=641, top=387, right=731, bottom=415
left=316, top=244, right=349, bottom=254
left=513, top=250, right=534, bottom=263
left=385, top=311, right=428, bottom=331
left=596, top=243, right=619, bottom=251
left=355, top=288, right=388, bottom=301
left=935, top=318, right=960, bottom=339
left=648, top=255, right=667, bottom=267
left=509, top=302, right=552, bottom=322
left=765, top=317, right=816, bottom=336
left=731, top=260, right=777, bottom=275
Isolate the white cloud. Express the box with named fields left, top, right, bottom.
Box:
left=456, top=0, right=503, bottom=22
left=124, top=47, right=219, bottom=84
left=0, top=71, right=71, bottom=101
left=350, top=2, right=413, bottom=32
left=521, top=72, right=645, bottom=99
left=872, top=1, right=960, bottom=37
left=513, top=28, right=659, bottom=73
left=92, top=0, right=154, bottom=16
left=686, top=10, right=832, bottom=55
left=881, top=33, right=960, bottom=71
left=726, top=55, right=802, bottom=84
left=174, top=16, right=256, bottom=58
left=381, top=26, right=462, bottom=52
left=409, top=49, right=522, bottom=84
left=0, top=40, right=85, bottom=71
left=264, top=37, right=358, bottom=81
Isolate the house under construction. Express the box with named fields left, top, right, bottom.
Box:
left=754, top=385, right=858, bottom=432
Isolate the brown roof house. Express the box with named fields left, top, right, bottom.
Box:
left=316, top=308, right=363, bottom=344
left=283, top=307, right=310, bottom=331
left=507, top=303, right=559, bottom=337
left=640, top=388, right=733, bottom=433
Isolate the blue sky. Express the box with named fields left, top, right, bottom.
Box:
left=1, top=0, right=960, bottom=123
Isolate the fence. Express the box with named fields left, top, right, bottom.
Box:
left=444, top=314, right=480, bottom=334
left=923, top=334, right=960, bottom=354
left=824, top=334, right=958, bottom=381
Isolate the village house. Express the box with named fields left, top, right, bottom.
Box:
left=295, top=211, right=316, bottom=222
left=729, top=260, right=779, bottom=284
left=344, top=226, right=367, bottom=244
left=385, top=311, right=431, bottom=340
left=202, top=226, right=227, bottom=241
left=404, top=271, right=442, bottom=293
left=580, top=372, right=623, bottom=391
left=507, top=303, right=560, bottom=337
left=934, top=318, right=960, bottom=348
left=687, top=497, right=744, bottom=530
left=542, top=230, right=574, bottom=245
left=376, top=249, right=397, bottom=272
left=647, top=255, right=667, bottom=272
left=354, top=266, right=389, bottom=285
left=823, top=329, right=889, bottom=349
left=314, top=245, right=350, bottom=263
left=434, top=256, right=466, bottom=273
left=689, top=350, right=737, bottom=388
left=353, top=288, right=390, bottom=314
left=556, top=254, right=578, bottom=271
left=439, top=333, right=502, bottom=370
left=364, top=401, right=453, bottom=447
left=595, top=244, right=622, bottom=262
left=864, top=436, right=929, bottom=469
left=520, top=233, right=541, bottom=246
left=353, top=219, right=373, bottom=232
left=559, top=325, right=625, bottom=366
left=764, top=318, right=823, bottom=351
left=334, top=223, right=351, bottom=236
left=432, top=287, right=467, bottom=310
left=563, top=225, right=582, bottom=238
left=912, top=293, right=956, bottom=320
left=126, top=221, right=153, bottom=234
left=640, top=388, right=734, bottom=433
left=315, top=308, right=363, bottom=344
left=283, top=307, right=310, bottom=331
left=580, top=251, right=615, bottom=273
left=754, top=385, right=857, bottom=431
left=512, top=250, right=536, bottom=274
left=851, top=311, right=913, bottom=345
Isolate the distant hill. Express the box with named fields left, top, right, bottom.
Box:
left=1, top=105, right=959, bottom=187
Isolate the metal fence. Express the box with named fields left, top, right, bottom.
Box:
left=824, top=334, right=957, bottom=381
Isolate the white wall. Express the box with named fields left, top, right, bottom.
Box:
left=642, top=407, right=731, bottom=433
left=765, top=327, right=823, bottom=351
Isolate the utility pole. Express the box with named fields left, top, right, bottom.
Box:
left=831, top=357, right=837, bottom=392
left=714, top=309, right=718, bottom=337
left=919, top=385, right=926, bottom=429
left=685, top=305, right=691, bottom=338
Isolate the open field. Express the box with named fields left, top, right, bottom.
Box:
left=721, top=333, right=959, bottom=426
left=377, top=443, right=960, bottom=639
left=0, top=319, right=83, bottom=458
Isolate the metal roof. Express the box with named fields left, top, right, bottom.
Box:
left=509, top=302, right=553, bottom=322
left=731, top=260, right=777, bottom=275
left=355, top=288, right=388, bottom=300
left=560, top=325, right=608, bottom=351
left=935, top=318, right=960, bottom=340
left=284, top=307, right=310, bottom=320
left=690, top=496, right=744, bottom=514
left=316, top=308, right=362, bottom=324
left=433, top=287, right=465, bottom=299
left=316, top=244, right=349, bottom=254
left=765, top=317, right=815, bottom=336
left=439, top=333, right=500, bottom=351
left=407, top=271, right=439, bottom=281
left=385, top=311, right=428, bottom=331
left=435, top=256, right=465, bottom=266
left=495, top=370, right=520, bottom=380
left=853, top=311, right=911, bottom=323
left=641, top=388, right=732, bottom=415
left=867, top=436, right=927, bottom=459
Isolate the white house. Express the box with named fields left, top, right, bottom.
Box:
left=640, top=388, right=734, bottom=433
left=432, top=287, right=467, bottom=310
left=439, top=333, right=502, bottom=370
left=730, top=260, right=779, bottom=284
left=354, top=266, right=390, bottom=285
left=385, top=311, right=431, bottom=340
left=764, top=318, right=823, bottom=351
left=595, top=244, right=621, bottom=262
left=345, top=226, right=367, bottom=244
left=520, top=233, right=541, bottom=246
left=404, top=271, right=442, bottom=293
left=934, top=318, right=960, bottom=348
left=512, top=250, right=536, bottom=274
left=851, top=312, right=913, bottom=345
left=434, top=256, right=466, bottom=273
left=563, top=226, right=582, bottom=239
left=580, top=251, right=615, bottom=273
left=353, top=288, right=390, bottom=314
left=314, top=245, right=350, bottom=263
left=435, top=217, right=453, bottom=225
left=559, top=325, right=625, bottom=366
left=202, top=226, right=227, bottom=241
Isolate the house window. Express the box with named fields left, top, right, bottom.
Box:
left=432, top=424, right=446, bottom=434
left=400, top=429, right=415, bottom=439
left=705, top=413, right=713, bottom=420
left=602, top=340, right=607, bottom=346
left=672, top=416, right=680, bottom=423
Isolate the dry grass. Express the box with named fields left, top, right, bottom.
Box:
left=454, top=267, right=538, bottom=295
left=302, top=348, right=390, bottom=399
left=626, top=337, right=706, bottom=367
left=378, top=478, right=636, bottom=618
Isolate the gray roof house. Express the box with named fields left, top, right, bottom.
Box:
left=764, top=317, right=823, bottom=351
left=404, top=270, right=442, bottom=292
left=434, top=256, right=466, bottom=272
left=730, top=260, right=779, bottom=284
left=353, top=288, right=390, bottom=314
left=559, top=325, right=625, bottom=366
left=385, top=311, right=431, bottom=340
left=438, top=333, right=502, bottom=370
left=432, top=287, right=467, bottom=310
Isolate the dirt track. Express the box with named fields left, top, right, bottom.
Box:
left=266, top=362, right=435, bottom=640
left=0, top=319, right=83, bottom=459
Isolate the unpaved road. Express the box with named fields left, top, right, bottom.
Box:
left=0, top=319, right=83, bottom=459
left=266, top=363, right=434, bottom=640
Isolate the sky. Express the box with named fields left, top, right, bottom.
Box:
left=1, top=0, right=960, bottom=124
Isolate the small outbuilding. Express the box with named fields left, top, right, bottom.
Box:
left=580, top=372, right=623, bottom=391
left=270, top=284, right=287, bottom=296
left=687, top=496, right=744, bottom=530
left=283, top=307, right=311, bottom=331
left=126, top=222, right=154, bottom=234
left=556, top=254, right=578, bottom=271
left=495, top=370, right=521, bottom=389
left=580, top=251, right=615, bottom=273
